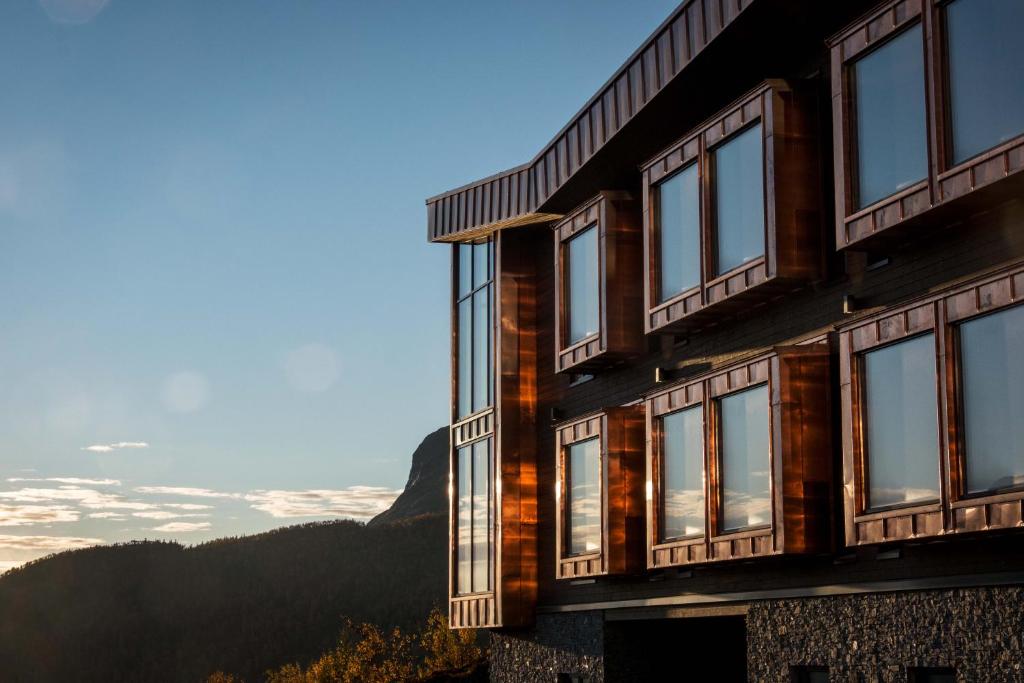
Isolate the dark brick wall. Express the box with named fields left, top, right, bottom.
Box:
left=747, top=587, right=1024, bottom=682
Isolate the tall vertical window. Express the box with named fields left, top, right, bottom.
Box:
left=712, top=124, right=765, bottom=275
left=456, top=438, right=493, bottom=595
left=959, top=306, right=1024, bottom=494
left=661, top=406, right=705, bottom=539
left=456, top=240, right=493, bottom=418
left=718, top=384, right=770, bottom=531
left=852, top=24, right=927, bottom=208
left=566, top=437, right=601, bottom=555
left=862, top=334, right=939, bottom=508
left=656, top=163, right=701, bottom=300
left=566, top=226, right=599, bottom=343
left=945, top=0, right=1024, bottom=165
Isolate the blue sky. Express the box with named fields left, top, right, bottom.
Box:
left=0, top=0, right=680, bottom=570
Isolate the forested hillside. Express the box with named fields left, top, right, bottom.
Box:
left=0, top=429, right=450, bottom=683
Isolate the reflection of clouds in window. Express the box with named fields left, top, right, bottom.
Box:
left=719, top=385, right=770, bottom=531
left=567, top=438, right=601, bottom=555
left=455, top=438, right=493, bottom=595
left=661, top=406, right=704, bottom=539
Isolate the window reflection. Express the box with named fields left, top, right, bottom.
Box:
left=661, top=405, right=705, bottom=539
left=657, top=163, right=701, bottom=300
left=713, top=124, right=765, bottom=275
left=456, top=445, right=472, bottom=594
left=456, top=438, right=493, bottom=595
left=863, top=334, right=939, bottom=508
left=566, top=226, right=600, bottom=343
left=946, top=0, right=1024, bottom=164
left=567, top=438, right=601, bottom=555
left=853, top=24, right=927, bottom=208
left=718, top=385, right=770, bottom=532
left=455, top=240, right=493, bottom=418
left=960, top=306, right=1024, bottom=494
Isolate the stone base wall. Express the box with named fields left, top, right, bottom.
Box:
left=489, top=611, right=605, bottom=683
left=746, top=587, right=1024, bottom=682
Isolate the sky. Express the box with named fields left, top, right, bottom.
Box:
left=0, top=0, right=680, bottom=572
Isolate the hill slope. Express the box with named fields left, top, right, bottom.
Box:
left=0, top=429, right=449, bottom=683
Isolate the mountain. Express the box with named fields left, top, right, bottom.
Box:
left=0, top=428, right=450, bottom=683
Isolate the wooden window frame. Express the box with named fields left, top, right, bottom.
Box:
left=830, top=0, right=1024, bottom=250
left=641, top=80, right=820, bottom=334
left=839, top=261, right=1024, bottom=546
left=553, top=192, right=643, bottom=373
left=555, top=407, right=645, bottom=580
left=646, top=346, right=832, bottom=569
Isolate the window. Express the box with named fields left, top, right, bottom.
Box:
left=655, top=163, right=701, bottom=301
left=455, top=437, right=492, bottom=595
left=712, top=124, right=765, bottom=274
left=861, top=335, right=940, bottom=509
left=792, top=666, right=829, bottom=683
left=642, top=81, right=819, bottom=334
left=566, top=226, right=599, bottom=344
left=660, top=406, right=705, bottom=540
left=718, top=385, right=771, bottom=531
left=647, top=348, right=832, bottom=569
left=944, top=0, right=1024, bottom=165
left=851, top=24, right=928, bottom=209
left=958, top=305, right=1024, bottom=494
left=455, top=240, right=493, bottom=418
left=566, top=438, right=601, bottom=555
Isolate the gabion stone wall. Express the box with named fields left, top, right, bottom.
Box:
left=746, top=587, right=1024, bottom=682
left=489, top=611, right=605, bottom=683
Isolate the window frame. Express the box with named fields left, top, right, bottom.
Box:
left=453, top=435, right=494, bottom=597
left=830, top=0, right=1024, bottom=250
left=641, top=80, right=819, bottom=335
left=839, top=262, right=1024, bottom=546
left=453, top=239, right=494, bottom=420
left=646, top=346, right=832, bottom=570
left=555, top=407, right=645, bottom=580
left=553, top=192, right=643, bottom=373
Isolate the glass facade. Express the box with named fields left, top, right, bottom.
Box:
left=718, top=385, right=771, bottom=532
left=945, top=0, right=1024, bottom=164
left=455, top=240, right=493, bottom=419
left=863, top=334, right=940, bottom=509
left=567, top=438, right=601, bottom=556
left=713, top=124, right=765, bottom=275
left=566, top=225, right=600, bottom=344
left=455, top=438, right=493, bottom=595
left=959, top=306, right=1024, bottom=494
left=661, top=405, right=705, bottom=540
left=656, top=163, right=701, bottom=300
left=852, top=24, right=927, bottom=208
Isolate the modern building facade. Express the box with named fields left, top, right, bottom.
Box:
left=424, top=1, right=1024, bottom=680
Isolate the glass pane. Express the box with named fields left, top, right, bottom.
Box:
left=661, top=405, right=705, bottom=539
left=472, top=241, right=490, bottom=289
left=471, top=286, right=490, bottom=412
left=853, top=24, right=927, bottom=208
left=456, top=445, right=472, bottom=594
left=946, top=0, right=1024, bottom=164
left=657, top=163, right=701, bottom=300
left=458, top=243, right=473, bottom=299
left=472, top=439, right=491, bottom=592
left=567, top=438, right=601, bottom=555
left=713, top=124, right=765, bottom=275
left=566, top=226, right=600, bottom=343
left=457, top=298, right=471, bottom=418
left=960, top=306, right=1024, bottom=493
left=719, top=385, right=771, bottom=531
left=863, top=334, right=940, bottom=508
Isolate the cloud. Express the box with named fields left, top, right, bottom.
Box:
left=0, top=534, right=103, bottom=552
left=0, top=487, right=156, bottom=511
left=132, top=511, right=209, bottom=521
left=0, top=560, right=22, bottom=575
left=87, top=512, right=125, bottom=520
left=151, top=522, right=211, bottom=533
left=133, top=486, right=240, bottom=499
left=0, top=504, right=79, bottom=527
left=82, top=442, right=149, bottom=453
left=244, top=486, right=401, bottom=521
left=162, top=503, right=213, bottom=510
left=7, top=477, right=121, bottom=486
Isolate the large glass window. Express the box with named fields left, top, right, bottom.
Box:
left=852, top=24, right=927, bottom=208
left=657, top=163, right=701, bottom=300
left=713, top=124, right=765, bottom=275
left=455, top=241, right=493, bottom=418
left=862, top=334, right=939, bottom=508
left=456, top=438, right=493, bottom=595
left=718, top=384, right=770, bottom=531
left=945, top=0, right=1024, bottom=165
left=959, top=305, right=1024, bottom=494
left=566, top=226, right=599, bottom=343
left=661, top=405, right=705, bottom=539
left=566, top=437, right=601, bottom=555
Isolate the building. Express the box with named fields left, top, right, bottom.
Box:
left=423, top=1, right=1024, bottom=680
